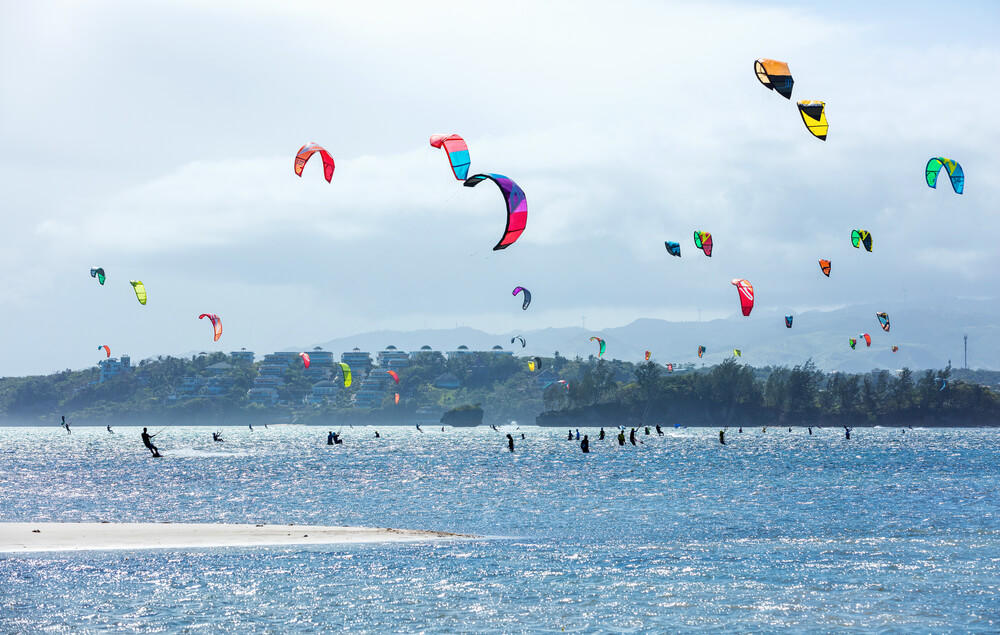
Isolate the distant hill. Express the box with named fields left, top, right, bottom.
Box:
left=308, top=299, right=1000, bottom=373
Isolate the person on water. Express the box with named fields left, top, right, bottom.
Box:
left=61, top=416, right=71, bottom=434
left=568, top=429, right=574, bottom=441
left=645, top=427, right=650, bottom=435
left=506, top=434, right=514, bottom=453
left=617, top=430, right=626, bottom=446
left=738, top=427, right=743, bottom=433
left=599, top=427, right=605, bottom=440
left=375, top=431, right=381, bottom=438
left=416, top=424, right=423, bottom=432
left=719, top=429, right=726, bottom=445
left=788, top=428, right=792, bottom=432
left=248, top=423, right=253, bottom=431
left=106, top=425, right=113, bottom=434
left=141, top=428, right=160, bottom=457
left=520, top=433, right=525, bottom=439
left=333, top=432, right=343, bottom=444
left=212, top=432, right=223, bottom=442
left=575, top=429, right=580, bottom=440
left=327, top=431, right=334, bottom=445
left=808, top=427, right=813, bottom=435
left=629, top=428, right=637, bottom=446
left=581, top=435, right=590, bottom=453
left=656, top=424, right=663, bottom=436
left=844, top=426, right=852, bottom=440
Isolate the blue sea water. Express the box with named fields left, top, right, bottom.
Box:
left=1, top=424, right=998, bottom=632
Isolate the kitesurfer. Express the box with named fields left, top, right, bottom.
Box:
left=808, top=427, right=813, bottom=435
left=581, top=435, right=589, bottom=453
left=738, top=427, right=743, bottom=433
left=212, top=432, right=223, bottom=442
left=629, top=428, right=637, bottom=446
left=106, top=425, right=113, bottom=434
left=656, top=424, right=663, bottom=436
left=506, top=434, right=514, bottom=453
left=599, top=427, right=606, bottom=440
left=327, top=431, right=334, bottom=445
left=141, top=428, right=160, bottom=457
left=416, top=424, right=423, bottom=432
left=333, top=432, right=342, bottom=444
left=520, top=433, right=525, bottom=439
left=575, top=429, right=580, bottom=440
left=617, top=430, right=626, bottom=446
left=645, top=427, right=650, bottom=435
left=844, top=426, right=851, bottom=440
left=248, top=423, right=253, bottom=431
left=568, top=429, right=573, bottom=441
left=788, top=428, right=792, bottom=432
left=61, top=416, right=71, bottom=434
left=375, top=431, right=381, bottom=438
left=719, top=430, right=726, bottom=445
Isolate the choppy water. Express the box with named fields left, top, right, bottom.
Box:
left=2, top=424, right=998, bottom=632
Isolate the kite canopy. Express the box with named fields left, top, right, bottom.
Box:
left=664, top=241, right=681, bottom=257
left=90, top=267, right=106, bottom=285
left=395, top=393, right=400, bottom=405
left=925, top=157, right=964, bottom=194
left=731, top=278, right=754, bottom=316
left=892, top=345, right=899, bottom=353
left=796, top=100, right=828, bottom=140
left=754, top=59, right=794, bottom=99
left=129, top=280, right=147, bottom=305
left=666, top=363, right=674, bottom=373
left=387, top=370, right=400, bottom=384
left=294, top=142, right=335, bottom=183
left=299, top=352, right=311, bottom=369
left=511, top=335, right=526, bottom=348
left=935, top=377, right=947, bottom=391
left=338, top=362, right=352, bottom=388
left=733, top=349, right=742, bottom=358
left=429, top=134, right=471, bottom=180
left=851, top=230, right=873, bottom=252
left=849, top=338, right=857, bottom=349
left=785, top=315, right=793, bottom=328
left=860, top=333, right=872, bottom=347
left=645, top=350, right=651, bottom=361
left=589, top=336, right=606, bottom=357
left=693, top=231, right=713, bottom=257
left=819, top=259, right=831, bottom=277
left=698, top=345, right=706, bottom=358
left=98, top=345, right=111, bottom=358
left=464, top=173, right=527, bottom=251
left=877, top=312, right=890, bottom=332
left=512, top=286, right=531, bottom=310
left=528, top=360, right=536, bottom=372
left=199, top=313, right=223, bottom=341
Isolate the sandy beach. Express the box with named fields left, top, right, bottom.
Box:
left=0, top=522, right=469, bottom=553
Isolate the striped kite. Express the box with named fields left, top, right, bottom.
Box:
left=199, top=314, right=222, bottom=342
left=294, top=142, right=335, bottom=183
left=731, top=279, right=754, bottom=316
left=819, top=259, right=831, bottom=277
left=429, top=134, right=471, bottom=180
left=925, top=157, right=964, bottom=194
left=464, top=174, right=527, bottom=251
left=694, top=231, right=713, bottom=257
left=589, top=337, right=606, bottom=357
left=797, top=100, right=828, bottom=140
left=754, top=59, right=794, bottom=99
left=851, top=230, right=873, bottom=252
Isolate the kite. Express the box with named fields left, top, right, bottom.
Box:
left=645, top=350, right=651, bottom=361
left=338, top=362, right=352, bottom=388
left=294, top=142, right=335, bottom=183
left=849, top=338, right=857, bottom=349
left=666, top=363, right=674, bottom=373
left=797, top=100, right=828, bottom=140
left=733, top=349, right=742, bottom=358
left=511, top=336, right=526, bottom=348
left=90, top=267, right=106, bottom=285
left=851, top=230, right=873, bottom=252
left=925, top=157, right=964, bottom=194
left=664, top=241, right=681, bottom=257
left=697, top=345, right=706, bottom=358
left=731, top=278, right=754, bottom=316
left=693, top=231, right=713, bottom=257
left=891, top=345, right=899, bottom=353
left=531, top=356, right=542, bottom=372
left=877, top=312, right=890, bottom=332
left=464, top=173, right=527, bottom=251
left=590, top=336, right=606, bottom=357
left=299, top=352, right=311, bottom=369
left=512, top=286, right=531, bottom=310
left=198, top=313, right=222, bottom=341
left=819, top=259, right=831, bottom=277
left=785, top=315, right=793, bottom=328
left=528, top=360, right=536, bottom=372
left=395, top=393, right=400, bottom=405
left=860, top=333, right=872, bottom=347
left=429, top=134, right=471, bottom=181
left=935, top=377, right=947, bottom=391
left=129, top=280, right=147, bottom=305
left=387, top=370, right=400, bottom=384
left=754, top=59, right=794, bottom=99
left=98, top=345, right=110, bottom=358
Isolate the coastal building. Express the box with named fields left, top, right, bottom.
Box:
left=306, top=379, right=338, bottom=405
left=447, top=345, right=471, bottom=360
left=262, top=352, right=301, bottom=368
left=247, top=387, right=278, bottom=405
left=353, top=375, right=384, bottom=409
left=98, top=355, right=131, bottom=382
left=490, top=345, right=514, bottom=356
left=230, top=349, right=255, bottom=365
left=377, top=345, right=410, bottom=370
left=205, top=361, right=233, bottom=376
left=341, top=348, right=372, bottom=380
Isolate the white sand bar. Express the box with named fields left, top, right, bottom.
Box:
left=0, top=523, right=470, bottom=553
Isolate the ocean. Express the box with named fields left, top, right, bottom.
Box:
left=2, top=424, right=998, bottom=632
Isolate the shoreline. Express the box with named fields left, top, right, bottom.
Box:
left=0, top=522, right=471, bottom=553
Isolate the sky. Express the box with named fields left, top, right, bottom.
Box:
left=1, top=0, right=998, bottom=376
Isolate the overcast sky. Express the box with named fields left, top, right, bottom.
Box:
left=1, top=0, right=997, bottom=376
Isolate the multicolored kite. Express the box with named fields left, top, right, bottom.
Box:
left=299, top=352, right=311, bottom=369
left=198, top=313, right=222, bottom=341
left=925, top=157, right=964, bottom=194
left=754, top=59, right=794, bottom=99
left=512, top=286, right=531, bottom=310
left=645, top=350, right=651, bottom=361
left=98, top=345, right=111, bottom=358
left=785, top=315, right=793, bottom=328
left=697, top=345, right=706, bottom=358
left=664, top=241, right=681, bottom=257
left=294, top=143, right=335, bottom=183
left=797, top=100, right=828, bottom=140
left=891, top=345, right=899, bottom=353
left=90, top=267, right=106, bottom=285
left=819, top=259, right=831, bottom=277
left=731, top=278, right=754, bottom=316
left=464, top=173, right=527, bottom=251
left=849, top=338, right=857, bottom=349
left=851, top=230, right=873, bottom=252
left=429, top=134, right=471, bottom=181
left=590, top=336, right=606, bottom=357
left=694, top=231, right=713, bottom=257
left=860, top=333, right=872, bottom=347
left=877, top=312, right=890, bottom=332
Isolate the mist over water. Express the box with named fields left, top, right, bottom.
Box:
left=2, top=424, right=998, bottom=631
